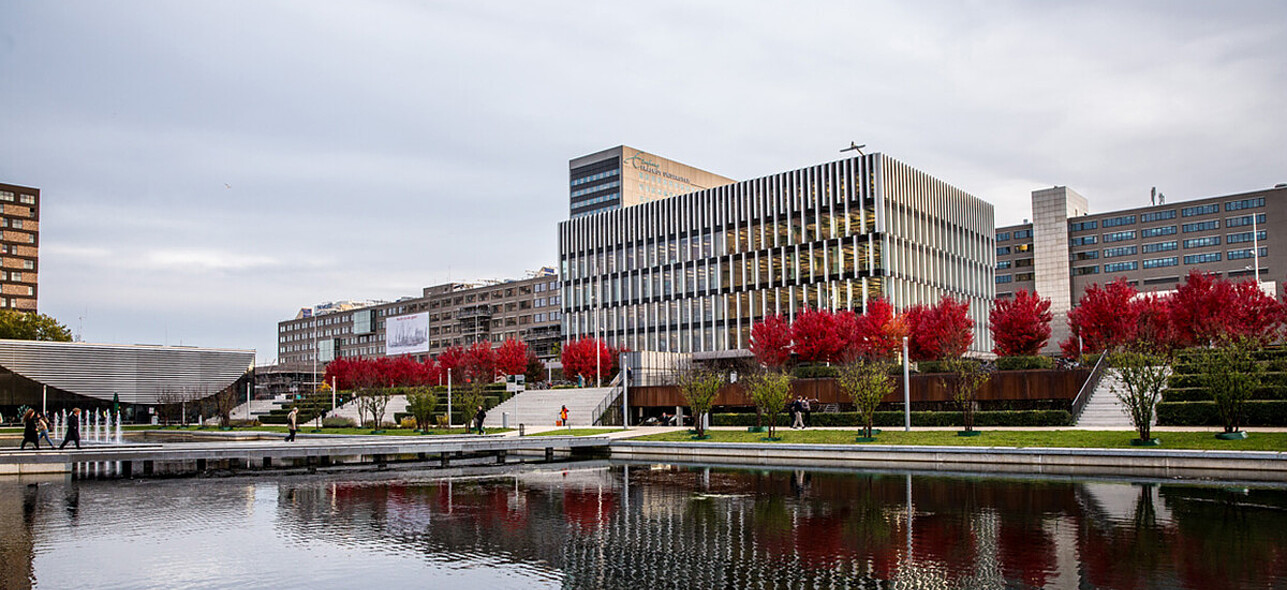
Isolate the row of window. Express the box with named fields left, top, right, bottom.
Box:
left=570, top=168, right=620, bottom=187
left=570, top=180, right=620, bottom=198
left=0, top=191, right=36, bottom=205
left=570, top=192, right=620, bottom=215
left=1061, top=198, right=1264, bottom=234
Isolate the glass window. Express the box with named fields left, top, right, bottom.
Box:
left=1103, top=231, right=1136, bottom=242
left=995, top=275, right=1012, bottom=284
left=1183, top=253, right=1221, bottom=264
left=1102, top=215, right=1136, bottom=228
left=1142, top=257, right=1179, bottom=269
left=996, top=231, right=1011, bottom=241
left=1184, top=236, right=1221, bottom=248
left=1183, top=220, right=1219, bottom=232
left=1182, top=204, right=1219, bottom=217
left=1142, top=241, right=1178, bottom=253
left=1070, top=236, right=1097, bottom=246
left=1228, top=247, right=1268, bottom=260
left=1141, top=226, right=1176, bottom=238
left=1103, top=246, right=1138, bottom=258
left=1140, top=210, right=1176, bottom=222
left=1225, top=197, right=1265, bottom=211
left=1226, top=230, right=1267, bottom=244
left=1226, top=214, right=1267, bottom=228
left=1104, top=261, right=1139, bottom=273
left=1073, top=266, right=1099, bottom=276
left=996, top=246, right=1011, bottom=255
left=1013, top=229, right=1033, bottom=239
left=1070, top=220, right=1098, bottom=232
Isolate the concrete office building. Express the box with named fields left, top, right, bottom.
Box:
left=0, top=183, right=40, bottom=312
left=559, top=153, right=996, bottom=357
left=997, top=184, right=1287, bottom=350
left=569, top=146, right=736, bottom=218
left=276, top=268, right=563, bottom=371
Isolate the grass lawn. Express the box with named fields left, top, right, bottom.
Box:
left=630, top=429, right=1287, bottom=452
left=527, top=428, right=621, bottom=437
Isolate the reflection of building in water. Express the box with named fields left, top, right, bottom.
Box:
left=0, top=480, right=39, bottom=590
left=264, top=467, right=1287, bottom=590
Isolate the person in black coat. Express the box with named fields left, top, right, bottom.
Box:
left=21, top=408, right=40, bottom=449
left=474, top=405, right=487, bottom=435
left=59, top=408, right=82, bottom=449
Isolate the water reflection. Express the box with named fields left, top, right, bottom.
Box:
left=4, top=465, right=1286, bottom=589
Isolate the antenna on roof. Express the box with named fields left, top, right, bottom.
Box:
left=840, top=141, right=866, bottom=156
left=1150, top=187, right=1156, bottom=206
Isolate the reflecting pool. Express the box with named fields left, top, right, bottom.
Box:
left=2, top=463, right=1285, bottom=589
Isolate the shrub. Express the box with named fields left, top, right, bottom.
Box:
left=710, top=410, right=1071, bottom=427
left=995, top=355, right=1054, bottom=371
left=399, top=417, right=417, bottom=429
left=321, top=416, right=356, bottom=428
left=916, top=360, right=952, bottom=374
left=1157, top=400, right=1287, bottom=426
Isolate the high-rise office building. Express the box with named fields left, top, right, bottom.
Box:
left=559, top=153, right=996, bottom=356
left=0, top=182, right=40, bottom=312
left=569, top=146, right=735, bottom=218
left=996, top=184, right=1287, bottom=351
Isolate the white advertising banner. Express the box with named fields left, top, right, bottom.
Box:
left=385, top=312, right=430, bottom=356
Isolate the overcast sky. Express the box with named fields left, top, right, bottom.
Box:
left=2, top=1, right=1284, bottom=363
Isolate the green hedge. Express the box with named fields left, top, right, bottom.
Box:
left=1164, top=386, right=1287, bottom=402
left=1156, top=400, right=1287, bottom=426
left=996, top=356, right=1054, bottom=371
left=711, top=410, right=1071, bottom=428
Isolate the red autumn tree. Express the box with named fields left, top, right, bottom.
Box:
left=496, top=338, right=529, bottom=376
left=904, top=297, right=974, bottom=361
left=989, top=290, right=1053, bottom=357
left=852, top=298, right=907, bottom=361
left=421, top=357, right=443, bottom=385
left=435, top=346, right=466, bottom=384
left=1127, top=293, right=1173, bottom=352
left=1061, top=278, right=1140, bottom=356
left=560, top=338, right=617, bottom=384
left=461, top=340, right=497, bottom=383
left=1169, top=270, right=1284, bottom=347
left=791, top=308, right=846, bottom=364
left=322, top=357, right=356, bottom=390
left=750, top=314, right=793, bottom=368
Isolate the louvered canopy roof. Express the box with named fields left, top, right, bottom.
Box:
left=0, top=339, right=254, bottom=404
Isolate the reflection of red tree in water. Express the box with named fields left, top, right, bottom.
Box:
left=793, top=513, right=848, bottom=568
left=913, top=513, right=976, bottom=580
left=996, top=522, right=1056, bottom=588
left=562, top=487, right=616, bottom=533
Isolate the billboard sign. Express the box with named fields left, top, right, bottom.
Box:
left=386, top=312, right=430, bottom=356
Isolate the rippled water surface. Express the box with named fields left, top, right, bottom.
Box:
left=2, top=464, right=1286, bottom=589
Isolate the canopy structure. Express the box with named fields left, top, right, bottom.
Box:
left=0, top=339, right=254, bottom=408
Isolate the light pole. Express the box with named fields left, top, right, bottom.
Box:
left=902, top=336, right=910, bottom=432
left=594, top=279, right=602, bottom=388
left=1254, top=213, right=1262, bottom=285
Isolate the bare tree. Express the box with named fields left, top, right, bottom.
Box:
left=214, top=386, right=238, bottom=428
left=154, top=387, right=183, bottom=426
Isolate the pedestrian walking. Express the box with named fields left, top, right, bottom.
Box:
left=474, top=405, right=487, bottom=435
left=801, top=397, right=812, bottom=429
left=560, top=405, right=570, bottom=429
left=21, top=408, right=41, bottom=449
left=36, top=412, right=56, bottom=447
left=59, top=408, right=82, bottom=449
left=285, top=408, right=298, bottom=442
left=790, top=397, right=804, bottom=430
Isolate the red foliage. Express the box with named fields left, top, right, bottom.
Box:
left=989, top=290, right=1053, bottom=356
left=852, top=298, right=907, bottom=361
left=461, top=341, right=497, bottom=383
left=750, top=314, right=793, bottom=368
left=495, top=338, right=529, bottom=375
left=560, top=338, right=618, bottom=384
left=321, top=356, right=431, bottom=390
left=904, top=297, right=974, bottom=361
left=1061, top=279, right=1139, bottom=356
left=1170, top=270, right=1283, bottom=347
left=791, top=308, right=846, bottom=364
left=435, top=346, right=465, bottom=384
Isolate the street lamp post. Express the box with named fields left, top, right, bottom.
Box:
left=902, top=336, right=911, bottom=432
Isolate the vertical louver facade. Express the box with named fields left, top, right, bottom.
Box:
left=558, top=153, right=995, bottom=355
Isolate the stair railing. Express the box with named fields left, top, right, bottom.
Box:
left=1070, top=350, right=1110, bottom=424
left=591, top=373, right=625, bottom=427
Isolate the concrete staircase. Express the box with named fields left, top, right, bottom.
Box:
left=483, top=387, right=615, bottom=429
left=1076, top=369, right=1139, bottom=428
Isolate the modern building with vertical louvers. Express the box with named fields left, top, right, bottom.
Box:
left=0, top=340, right=254, bottom=419
left=558, top=152, right=996, bottom=357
